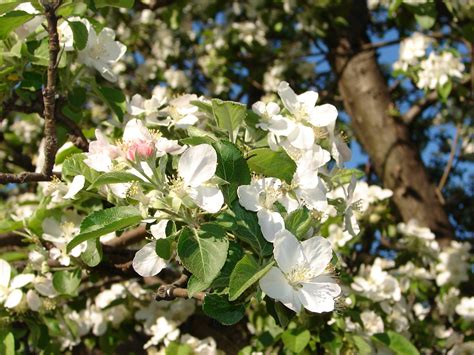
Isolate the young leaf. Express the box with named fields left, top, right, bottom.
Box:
left=285, top=208, right=313, bottom=240
left=62, top=153, right=100, bottom=183
left=177, top=225, right=229, bottom=283
left=68, top=20, right=88, bottom=50
left=211, top=99, right=247, bottom=142
left=372, top=331, right=419, bottom=355
left=88, top=171, right=142, bottom=190
left=0, top=331, right=15, bottom=355
left=0, top=11, right=34, bottom=40
left=228, top=255, right=274, bottom=301
left=281, top=328, right=311, bottom=353
left=81, top=239, right=103, bottom=267
left=52, top=270, right=81, bottom=295
left=67, top=206, right=142, bottom=253
left=94, top=0, right=135, bottom=8
left=202, top=294, right=246, bottom=325
left=213, top=141, right=251, bottom=204
left=247, top=148, right=296, bottom=183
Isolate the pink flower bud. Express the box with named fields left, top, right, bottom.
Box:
left=127, top=140, right=155, bottom=161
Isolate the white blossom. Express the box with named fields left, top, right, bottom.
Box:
left=259, top=230, right=340, bottom=313
left=393, top=32, right=431, bottom=72
left=0, top=259, right=35, bottom=309
left=133, top=220, right=168, bottom=277
left=417, top=52, right=465, bottom=90
left=455, top=297, right=474, bottom=321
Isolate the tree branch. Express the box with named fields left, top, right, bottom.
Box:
left=400, top=91, right=438, bottom=125
left=436, top=124, right=461, bottom=203
left=41, top=0, right=62, bottom=176
left=104, top=225, right=148, bottom=248
left=155, top=273, right=206, bottom=301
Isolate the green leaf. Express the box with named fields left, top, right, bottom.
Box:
left=177, top=225, right=229, bottom=283
left=165, top=342, right=193, bottom=355
left=89, top=171, right=142, bottom=190
left=231, top=202, right=273, bottom=257
left=352, top=335, right=373, bottom=355
left=437, top=81, right=452, bottom=102
left=0, top=2, right=22, bottom=15
left=52, top=269, right=81, bottom=295
left=68, top=20, right=88, bottom=50
left=331, top=168, right=364, bottom=186
left=186, top=275, right=211, bottom=298
left=0, top=331, right=15, bottom=355
left=265, top=299, right=294, bottom=328
left=0, top=219, right=22, bottom=233
left=67, top=206, right=141, bottom=253
left=62, top=153, right=100, bottom=183
left=229, top=255, right=274, bottom=301
left=94, top=0, right=135, bottom=8
left=155, top=237, right=173, bottom=260
left=0, top=11, right=34, bottom=40
left=81, top=239, right=103, bottom=267
left=281, top=328, right=311, bottom=353
left=210, top=241, right=243, bottom=289
left=202, top=294, right=246, bottom=325
left=247, top=148, right=296, bottom=183
left=95, top=85, right=126, bottom=121
left=211, top=99, right=247, bottom=142
left=213, top=141, right=251, bottom=204
left=372, top=331, right=419, bottom=355
left=285, top=208, right=313, bottom=240
left=55, top=144, right=82, bottom=165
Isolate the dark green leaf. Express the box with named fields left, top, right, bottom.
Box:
left=210, top=241, right=243, bottom=289
left=229, top=255, right=274, bottom=301
left=52, top=269, right=81, bottom=295
left=95, top=86, right=126, bottom=121
left=202, top=294, right=246, bottom=325
left=281, top=328, right=311, bottom=353
left=231, top=202, right=273, bottom=257
left=155, top=237, right=173, bottom=260
left=247, top=148, right=296, bottom=183
left=67, top=206, right=141, bottom=253
left=62, top=153, right=100, bottom=183
left=285, top=208, right=313, bottom=240
left=213, top=141, right=251, bottom=204
left=68, top=20, right=88, bottom=50
left=88, top=171, right=142, bottom=189
left=0, top=11, right=34, bottom=40
left=177, top=225, right=229, bottom=283
left=186, top=275, right=211, bottom=298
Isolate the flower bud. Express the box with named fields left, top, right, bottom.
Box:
left=127, top=140, right=155, bottom=161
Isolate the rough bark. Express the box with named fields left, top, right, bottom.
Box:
left=326, top=2, right=454, bottom=244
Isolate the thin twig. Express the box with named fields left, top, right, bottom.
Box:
left=437, top=124, right=461, bottom=203
left=155, top=273, right=206, bottom=301
left=400, top=91, right=438, bottom=125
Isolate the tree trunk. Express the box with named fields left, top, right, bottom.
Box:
left=325, top=2, right=454, bottom=244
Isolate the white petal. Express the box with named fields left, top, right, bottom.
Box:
left=10, top=274, right=35, bottom=289
left=252, top=101, right=266, bottom=116
left=237, top=185, right=261, bottom=212
left=277, top=81, right=299, bottom=114
left=132, top=242, right=166, bottom=277
left=296, top=183, right=328, bottom=212
left=301, top=237, right=333, bottom=275
left=123, top=119, right=152, bottom=142
left=287, top=124, right=314, bottom=150
left=26, top=290, right=41, bottom=311
left=345, top=209, right=360, bottom=237
left=34, top=278, right=57, bottom=297
left=266, top=102, right=280, bottom=116
left=84, top=154, right=113, bottom=172
left=64, top=175, right=85, bottom=199
left=308, top=104, right=338, bottom=127
left=257, top=209, right=285, bottom=243
left=259, top=267, right=301, bottom=312
left=151, top=220, right=169, bottom=240
left=0, top=259, right=11, bottom=288
left=128, top=94, right=146, bottom=115
left=4, top=289, right=23, bottom=308
left=188, top=186, right=224, bottom=213
left=178, top=144, right=217, bottom=187
left=273, top=230, right=305, bottom=274
left=298, top=91, right=319, bottom=112
left=109, top=183, right=131, bottom=198
left=298, top=280, right=341, bottom=313
left=267, top=115, right=296, bottom=136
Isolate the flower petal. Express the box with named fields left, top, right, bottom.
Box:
left=301, top=237, right=333, bottom=275
left=273, top=230, right=305, bottom=274
left=298, top=280, right=341, bottom=313
left=0, top=259, right=11, bottom=288
left=298, top=91, right=319, bottom=112
left=151, top=220, right=169, bottom=240
left=178, top=144, right=217, bottom=187
left=123, top=118, right=152, bottom=142
left=132, top=242, right=166, bottom=277
left=5, top=289, right=23, bottom=308
left=237, top=184, right=261, bottom=212
left=257, top=209, right=285, bottom=243
left=10, top=273, right=35, bottom=289
left=308, top=104, right=338, bottom=127
left=259, top=267, right=301, bottom=312
left=26, top=290, right=41, bottom=311
left=63, top=175, right=85, bottom=199
left=188, top=186, right=224, bottom=213
left=277, top=81, right=299, bottom=114
left=287, top=124, right=314, bottom=150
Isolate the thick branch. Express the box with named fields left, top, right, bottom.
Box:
left=0, top=172, right=60, bottom=184
left=41, top=0, right=62, bottom=176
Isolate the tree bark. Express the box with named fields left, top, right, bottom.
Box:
left=325, top=2, right=454, bottom=244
